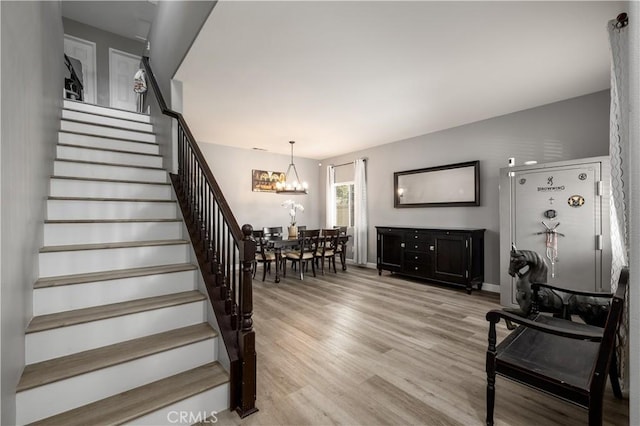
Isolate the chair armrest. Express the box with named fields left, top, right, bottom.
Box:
left=486, top=309, right=603, bottom=342
left=531, top=282, right=613, bottom=299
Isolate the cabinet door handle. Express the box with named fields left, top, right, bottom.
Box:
left=429, top=246, right=435, bottom=251
left=414, top=266, right=419, bottom=271
left=401, top=243, right=405, bottom=248
left=414, top=256, right=418, bottom=260
left=414, top=235, right=419, bottom=239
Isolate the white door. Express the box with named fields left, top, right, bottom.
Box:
left=109, top=48, right=141, bottom=112
left=510, top=163, right=603, bottom=302
left=64, top=35, right=97, bottom=104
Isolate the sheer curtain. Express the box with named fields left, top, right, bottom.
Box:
left=628, top=4, right=639, bottom=422
left=353, top=159, right=368, bottom=265
left=326, top=165, right=335, bottom=228
left=608, top=14, right=630, bottom=394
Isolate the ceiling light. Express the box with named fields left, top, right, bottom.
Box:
left=276, top=141, right=308, bottom=195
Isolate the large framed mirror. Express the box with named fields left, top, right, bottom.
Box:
left=394, top=160, right=480, bottom=207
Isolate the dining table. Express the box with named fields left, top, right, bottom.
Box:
left=266, top=235, right=350, bottom=283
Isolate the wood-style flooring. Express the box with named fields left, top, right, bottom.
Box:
left=212, top=266, right=628, bottom=426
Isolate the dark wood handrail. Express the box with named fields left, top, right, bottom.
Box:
left=141, top=57, right=243, bottom=242
left=141, top=56, right=257, bottom=417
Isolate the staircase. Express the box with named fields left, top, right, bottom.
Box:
left=15, top=100, right=229, bottom=425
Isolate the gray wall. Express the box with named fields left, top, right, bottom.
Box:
left=63, top=17, right=145, bottom=108
left=145, top=0, right=216, bottom=172
left=198, top=143, right=322, bottom=234
left=146, top=0, right=216, bottom=102
left=321, top=91, right=610, bottom=285
left=1, top=2, right=64, bottom=423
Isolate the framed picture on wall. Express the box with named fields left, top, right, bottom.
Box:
left=252, top=169, right=286, bottom=192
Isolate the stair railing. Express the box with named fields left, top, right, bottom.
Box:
left=141, top=56, right=257, bottom=417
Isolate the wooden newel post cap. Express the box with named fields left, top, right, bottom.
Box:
left=242, top=224, right=253, bottom=239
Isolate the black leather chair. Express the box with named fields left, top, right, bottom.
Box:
left=485, top=268, right=628, bottom=426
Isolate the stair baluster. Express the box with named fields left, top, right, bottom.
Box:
left=142, top=56, right=258, bottom=417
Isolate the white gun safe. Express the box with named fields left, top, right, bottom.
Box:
left=499, top=157, right=611, bottom=308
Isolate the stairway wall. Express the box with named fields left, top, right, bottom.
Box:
left=0, top=2, right=64, bottom=424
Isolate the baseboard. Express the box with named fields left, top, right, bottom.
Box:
left=345, top=259, right=377, bottom=269
left=481, top=282, right=500, bottom=294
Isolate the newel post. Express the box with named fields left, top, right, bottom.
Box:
left=237, top=224, right=258, bottom=417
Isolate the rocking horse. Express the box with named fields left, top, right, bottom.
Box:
left=508, top=246, right=611, bottom=326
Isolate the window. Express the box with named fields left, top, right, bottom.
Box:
left=334, top=182, right=354, bottom=227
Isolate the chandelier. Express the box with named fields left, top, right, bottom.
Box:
left=276, top=141, right=308, bottom=195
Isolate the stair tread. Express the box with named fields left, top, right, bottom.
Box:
left=63, top=100, right=150, bottom=119
left=40, top=239, right=188, bottom=253
left=59, top=130, right=158, bottom=146
left=34, top=263, right=197, bottom=288
left=45, top=219, right=181, bottom=224
left=62, top=118, right=156, bottom=135
left=62, top=106, right=151, bottom=125
left=57, top=143, right=162, bottom=158
left=55, top=158, right=165, bottom=170
left=17, top=323, right=216, bottom=392
left=51, top=175, right=170, bottom=185
left=26, top=291, right=206, bottom=333
left=28, top=361, right=228, bottom=426
left=48, top=196, right=174, bottom=202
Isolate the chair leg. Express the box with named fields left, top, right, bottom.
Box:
left=262, top=262, right=267, bottom=282
left=331, top=256, right=337, bottom=273
left=311, top=257, right=316, bottom=277
left=486, top=372, right=495, bottom=426
left=588, top=398, right=603, bottom=426
left=299, top=260, right=304, bottom=280
left=609, top=352, right=623, bottom=399
left=252, top=260, right=257, bottom=278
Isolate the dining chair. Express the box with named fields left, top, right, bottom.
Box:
left=316, top=229, right=339, bottom=274
left=252, top=230, right=276, bottom=281
left=263, top=226, right=283, bottom=241
left=333, top=226, right=348, bottom=270
left=283, top=229, right=320, bottom=280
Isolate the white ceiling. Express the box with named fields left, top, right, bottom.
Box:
left=175, top=1, right=623, bottom=160
left=62, top=1, right=156, bottom=42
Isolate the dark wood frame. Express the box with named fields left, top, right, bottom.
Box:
left=485, top=268, right=628, bottom=426
left=394, top=160, right=480, bottom=208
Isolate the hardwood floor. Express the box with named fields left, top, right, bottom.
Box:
left=212, top=266, right=628, bottom=426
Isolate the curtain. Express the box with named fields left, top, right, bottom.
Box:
left=608, top=15, right=630, bottom=393
left=353, top=159, right=368, bottom=265
left=326, top=165, right=335, bottom=228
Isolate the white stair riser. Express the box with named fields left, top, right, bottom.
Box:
left=54, top=160, right=167, bottom=183
left=61, top=120, right=156, bottom=143
left=50, top=179, right=172, bottom=200
left=33, top=270, right=197, bottom=315
left=63, top=100, right=150, bottom=123
left=57, top=145, right=162, bottom=168
left=59, top=132, right=159, bottom=155
left=16, top=339, right=216, bottom=425
left=62, top=109, right=153, bottom=133
left=126, top=384, right=230, bottom=426
left=39, top=243, right=189, bottom=277
left=26, top=301, right=206, bottom=364
left=47, top=199, right=177, bottom=220
left=44, top=221, right=181, bottom=246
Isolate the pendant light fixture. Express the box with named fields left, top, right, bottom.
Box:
left=276, top=141, right=308, bottom=194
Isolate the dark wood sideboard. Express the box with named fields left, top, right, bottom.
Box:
left=376, top=226, right=485, bottom=294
